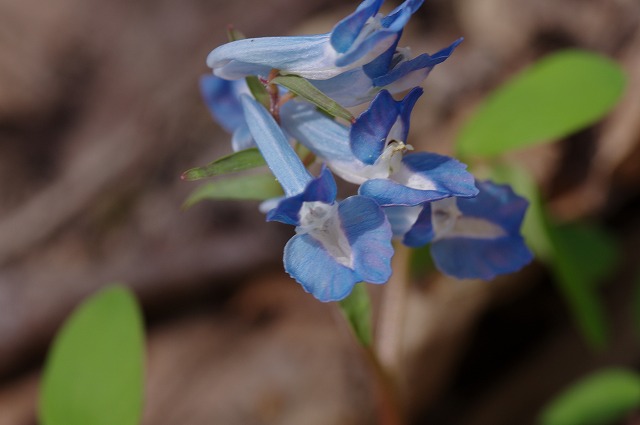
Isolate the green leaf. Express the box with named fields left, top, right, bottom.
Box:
left=181, top=148, right=266, bottom=181
left=271, top=74, right=354, bottom=122
left=457, top=50, right=626, bottom=157
left=246, top=76, right=271, bottom=109
left=183, top=173, right=283, bottom=208
left=339, top=283, right=373, bottom=347
left=39, top=285, right=144, bottom=425
left=539, top=368, right=640, bottom=425
left=547, top=222, right=618, bottom=349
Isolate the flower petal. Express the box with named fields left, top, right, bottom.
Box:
left=402, top=203, right=435, bottom=246
left=279, top=101, right=352, bottom=161
left=241, top=95, right=312, bottom=197
left=267, top=167, right=337, bottom=225
left=200, top=75, right=246, bottom=133
left=339, top=196, right=394, bottom=283
left=284, top=233, right=358, bottom=302
left=372, top=38, right=462, bottom=88
left=330, top=0, right=383, bottom=53
left=359, top=152, right=478, bottom=206
left=383, top=205, right=423, bottom=238
left=430, top=236, right=533, bottom=280
left=350, top=90, right=399, bottom=164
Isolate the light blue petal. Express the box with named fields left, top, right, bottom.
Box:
left=331, top=0, right=383, bottom=53
left=241, top=95, right=312, bottom=197
left=231, top=124, right=254, bottom=151
left=359, top=153, right=477, bottom=206
left=279, top=101, right=352, bottom=161
left=402, top=203, right=435, bottom=246
left=267, top=167, right=337, bottom=225
left=401, top=153, right=478, bottom=197
left=339, top=196, right=393, bottom=283
left=208, top=35, right=336, bottom=80
left=310, top=68, right=378, bottom=107
left=350, top=90, right=399, bottom=164
left=359, top=178, right=452, bottom=206
left=430, top=236, right=533, bottom=280
left=334, top=30, right=399, bottom=69
left=200, top=75, right=245, bottom=133
left=284, top=233, right=358, bottom=302
left=383, top=205, right=423, bottom=238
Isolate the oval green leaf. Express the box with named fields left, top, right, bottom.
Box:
left=39, top=285, right=144, bottom=425
left=272, top=74, right=354, bottom=122
left=457, top=50, right=626, bottom=157
left=539, top=368, right=640, bottom=425
left=181, top=148, right=266, bottom=181
left=183, top=172, right=284, bottom=208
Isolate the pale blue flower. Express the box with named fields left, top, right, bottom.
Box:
left=207, top=0, right=423, bottom=80
left=200, top=75, right=254, bottom=151
left=241, top=94, right=393, bottom=301
left=395, top=180, right=533, bottom=280
left=311, top=38, right=462, bottom=106
left=281, top=88, right=478, bottom=206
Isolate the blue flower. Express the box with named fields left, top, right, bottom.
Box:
left=207, top=0, right=423, bottom=80
left=311, top=38, right=462, bottom=107
left=281, top=88, right=478, bottom=206
left=397, top=181, right=533, bottom=280
left=200, top=75, right=254, bottom=151
left=241, top=94, right=394, bottom=301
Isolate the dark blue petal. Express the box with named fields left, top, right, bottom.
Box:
left=394, top=87, right=423, bottom=142
left=381, top=0, right=424, bottom=28
left=284, top=233, right=358, bottom=301
left=430, top=236, right=533, bottom=280
left=372, top=38, right=462, bottom=87
left=402, top=203, right=435, bottom=246
left=362, top=35, right=401, bottom=79
left=339, top=196, right=393, bottom=283
left=199, top=75, right=245, bottom=133
left=267, top=167, right=337, bottom=225
left=350, top=90, right=399, bottom=164
left=331, top=0, right=383, bottom=53
left=456, top=180, right=529, bottom=235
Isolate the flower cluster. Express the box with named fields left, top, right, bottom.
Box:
left=198, top=0, right=533, bottom=301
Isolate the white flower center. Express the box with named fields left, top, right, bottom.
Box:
left=297, top=201, right=353, bottom=268
left=431, top=198, right=506, bottom=240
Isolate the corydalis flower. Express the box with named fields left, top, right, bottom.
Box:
left=207, top=0, right=423, bottom=80
left=281, top=88, right=477, bottom=206
left=311, top=38, right=462, bottom=107
left=200, top=75, right=254, bottom=151
left=393, top=181, right=533, bottom=280
left=241, top=94, right=393, bottom=302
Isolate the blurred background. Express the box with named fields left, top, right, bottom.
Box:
left=1, top=0, right=639, bottom=424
